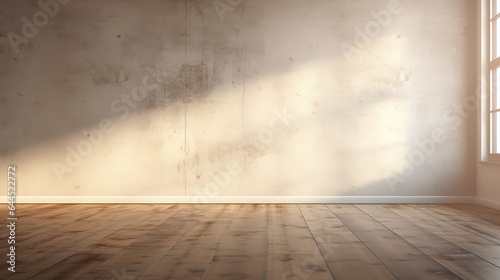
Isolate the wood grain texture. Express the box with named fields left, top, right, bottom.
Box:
left=329, top=205, right=460, bottom=280
left=358, top=204, right=500, bottom=280
left=268, top=205, right=333, bottom=280
left=300, top=204, right=397, bottom=280
left=0, top=204, right=499, bottom=280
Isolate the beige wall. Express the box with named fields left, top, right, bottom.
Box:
left=477, top=165, right=500, bottom=209
left=0, top=0, right=477, bottom=201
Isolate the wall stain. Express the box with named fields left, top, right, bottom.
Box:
left=88, top=62, right=130, bottom=86
left=136, top=61, right=214, bottom=113
left=34, top=101, right=41, bottom=114
left=182, top=61, right=212, bottom=98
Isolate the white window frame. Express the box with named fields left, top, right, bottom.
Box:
left=488, top=0, right=500, bottom=161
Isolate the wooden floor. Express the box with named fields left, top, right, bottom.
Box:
left=1, top=204, right=500, bottom=279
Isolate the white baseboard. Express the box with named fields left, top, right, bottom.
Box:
left=475, top=196, right=500, bottom=210
left=0, top=196, right=476, bottom=204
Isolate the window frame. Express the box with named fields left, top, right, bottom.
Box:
left=488, top=0, right=500, bottom=161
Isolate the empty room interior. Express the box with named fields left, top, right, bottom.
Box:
left=1, top=0, right=500, bottom=279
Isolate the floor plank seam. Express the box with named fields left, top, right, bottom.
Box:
left=355, top=204, right=463, bottom=280
left=326, top=205, right=400, bottom=280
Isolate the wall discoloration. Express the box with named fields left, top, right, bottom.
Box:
left=183, top=61, right=212, bottom=95
left=0, top=0, right=477, bottom=197
left=135, top=60, right=217, bottom=113
left=90, top=64, right=130, bottom=86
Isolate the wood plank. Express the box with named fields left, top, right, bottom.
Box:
left=267, top=204, right=333, bottom=280
left=21, top=205, right=180, bottom=280
left=390, top=204, right=500, bottom=268
left=86, top=204, right=217, bottom=280
left=418, top=204, right=500, bottom=245
left=227, top=204, right=269, bottom=233
left=140, top=205, right=240, bottom=280
left=2, top=203, right=500, bottom=280
left=268, top=254, right=333, bottom=280
left=3, top=205, right=151, bottom=279
left=202, top=255, right=267, bottom=280
left=300, top=204, right=396, bottom=280
left=268, top=205, right=319, bottom=255
left=141, top=250, right=216, bottom=280
left=202, top=204, right=268, bottom=279
left=447, top=204, right=500, bottom=227
left=359, top=204, right=500, bottom=280
left=329, top=204, right=460, bottom=280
